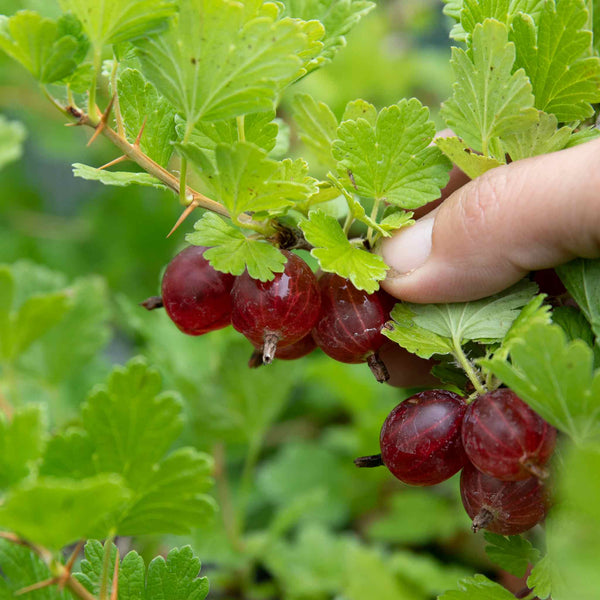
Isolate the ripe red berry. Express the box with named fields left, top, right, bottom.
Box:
left=460, top=462, right=549, bottom=535
left=311, top=273, right=394, bottom=382
left=462, top=389, right=556, bottom=481
left=231, top=251, right=321, bottom=363
left=248, top=334, right=316, bottom=368
left=161, top=245, right=235, bottom=335
left=379, top=390, right=468, bottom=486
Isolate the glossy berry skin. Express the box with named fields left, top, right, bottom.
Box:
left=231, top=251, right=321, bottom=356
left=272, top=334, right=316, bottom=360
left=312, top=273, right=393, bottom=364
left=380, top=390, right=468, bottom=486
left=460, top=463, right=548, bottom=535
left=161, top=245, right=235, bottom=335
left=462, top=389, right=557, bottom=481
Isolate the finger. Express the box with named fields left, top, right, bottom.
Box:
left=413, top=164, right=470, bottom=219
left=381, top=137, right=600, bottom=303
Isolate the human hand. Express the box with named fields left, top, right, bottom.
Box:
left=380, top=134, right=600, bottom=385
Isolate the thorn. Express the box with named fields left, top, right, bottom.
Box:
left=15, top=578, right=58, bottom=595
left=87, top=94, right=116, bottom=147
left=167, top=199, right=200, bottom=238
left=134, top=116, right=148, bottom=147
left=98, top=155, right=128, bottom=170
left=109, top=548, right=120, bottom=600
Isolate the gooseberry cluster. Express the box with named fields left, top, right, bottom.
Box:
left=358, top=388, right=556, bottom=535
left=154, top=246, right=393, bottom=380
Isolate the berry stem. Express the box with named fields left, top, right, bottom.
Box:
left=451, top=338, right=486, bottom=397
left=471, top=507, right=494, bottom=532
left=367, top=352, right=389, bottom=383
left=354, top=454, right=384, bottom=468
left=262, top=333, right=280, bottom=364
left=140, top=296, right=163, bottom=310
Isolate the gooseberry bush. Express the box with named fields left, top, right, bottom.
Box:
left=1, top=0, right=600, bottom=599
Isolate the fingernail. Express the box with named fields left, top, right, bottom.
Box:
left=382, top=217, right=434, bottom=276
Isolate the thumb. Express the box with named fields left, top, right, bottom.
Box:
left=381, top=137, right=600, bottom=303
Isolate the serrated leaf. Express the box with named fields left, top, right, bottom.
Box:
left=58, top=0, right=176, bottom=47
left=556, top=258, right=600, bottom=340
left=0, top=115, right=26, bottom=170
left=342, top=98, right=377, bottom=124
left=0, top=475, right=130, bottom=549
left=527, top=554, right=553, bottom=599
left=461, top=0, right=546, bottom=37
left=482, top=322, right=600, bottom=442
left=442, top=19, right=538, bottom=158
left=439, top=574, right=516, bottom=599
left=291, top=93, right=338, bottom=171
left=117, top=68, right=177, bottom=167
left=74, top=540, right=118, bottom=596
left=0, top=405, right=46, bottom=490
left=564, top=126, right=600, bottom=147
left=118, top=551, right=146, bottom=600
left=435, top=136, right=504, bottom=179
left=72, top=163, right=167, bottom=190
left=300, top=210, right=388, bottom=292
left=511, top=0, right=600, bottom=122
left=502, top=111, right=572, bottom=160
left=0, top=11, right=88, bottom=83
left=81, top=358, right=183, bottom=490
left=186, top=213, right=287, bottom=281
left=484, top=532, right=541, bottom=577
left=134, top=0, right=312, bottom=127
left=383, top=303, right=455, bottom=359
left=333, top=99, right=451, bottom=208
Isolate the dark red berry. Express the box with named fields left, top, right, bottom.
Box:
left=231, top=251, right=321, bottom=363
left=161, top=245, right=235, bottom=335
left=312, top=273, right=393, bottom=381
left=379, top=390, right=468, bottom=486
left=248, top=334, right=316, bottom=367
left=460, top=463, right=549, bottom=535
left=462, top=389, right=556, bottom=481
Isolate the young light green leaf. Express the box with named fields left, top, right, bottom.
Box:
left=439, top=574, right=517, bottom=600
left=134, top=0, right=313, bottom=127
left=0, top=405, right=46, bottom=490
left=484, top=532, right=541, bottom=577
left=342, top=98, right=378, bottom=124
left=291, top=93, right=338, bottom=171
left=461, top=0, right=546, bottom=37
left=405, top=279, right=538, bottom=344
left=556, top=258, right=600, bottom=340
left=511, top=0, right=600, bottom=122
left=300, top=210, right=388, bottom=292
left=564, top=126, right=600, bottom=147
left=333, top=99, right=451, bottom=208
left=72, top=163, right=167, bottom=190
left=482, top=322, right=600, bottom=442
left=0, top=475, right=130, bottom=549
left=0, top=11, right=88, bottom=83
left=441, top=19, right=538, bottom=158
left=383, top=303, right=455, bottom=359
left=186, top=213, right=287, bottom=281
left=502, top=111, right=572, bottom=160
left=435, top=136, right=504, bottom=179
left=58, top=0, right=176, bottom=47
left=81, top=358, right=183, bottom=490
left=527, top=554, right=553, bottom=600
left=0, top=115, right=26, bottom=170
left=117, top=68, right=177, bottom=167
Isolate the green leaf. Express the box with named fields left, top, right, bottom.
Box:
left=118, top=551, right=146, bottom=600
left=0, top=405, right=46, bottom=490
left=81, top=358, right=183, bottom=490
left=39, top=428, right=96, bottom=479
left=482, top=322, right=600, bottom=442
left=300, top=210, right=388, bottom=292
left=0, top=115, right=26, bottom=170
left=117, top=68, right=177, bottom=167
left=502, top=111, right=572, bottom=160
left=342, top=98, right=378, bottom=124
left=58, top=0, right=176, bottom=47
left=484, top=532, right=541, bottom=577
left=461, top=0, right=546, bottom=37
left=556, top=258, right=600, bottom=340
left=332, top=99, right=451, bottom=208
left=291, top=93, right=338, bottom=171
left=442, top=19, right=538, bottom=158
left=564, top=126, right=600, bottom=147
left=0, top=11, right=88, bottom=83
left=439, top=574, right=516, bottom=599
left=186, top=213, right=287, bottom=281
left=118, top=448, right=216, bottom=535
left=0, top=475, right=130, bottom=549
left=134, top=0, right=313, bottom=127
left=383, top=303, right=455, bottom=359
left=527, top=554, right=553, bottom=600
left=74, top=539, right=118, bottom=596
left=435, top=136, right=504, bottom=179
left=552, top=305, right=596, bottom=348
left=511, top=0, right=600, bottom=122
left=0, top=266, right=14, bottom=357
left=71, top=163, right=167, bottom=190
